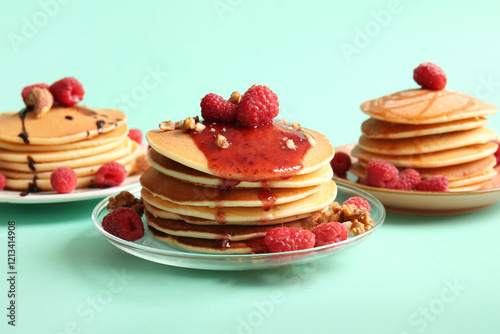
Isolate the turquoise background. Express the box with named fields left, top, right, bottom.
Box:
left=1, top=0, right=500, bottom=333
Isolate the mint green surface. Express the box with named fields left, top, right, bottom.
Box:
left=1, top=0, right=500, bottom=333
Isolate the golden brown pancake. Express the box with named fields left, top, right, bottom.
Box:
left=0, top=105, right=126, bottom=144
left=361, top=117, right=489, bottom=139
left=146, top=127, right=333, bottom=178
left=351, top=142, right=498, bottom=168
left=140, top=167, right=321, bottom=207
left=358, top=127, right=498, bottom=155
left=361, top=89, right=497, bottom=124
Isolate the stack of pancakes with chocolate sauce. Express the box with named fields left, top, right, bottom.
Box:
left=350, top=89, right=499, bottom=191
left=141, top=120, right=336, bottom=254
left=0, top=105, right=144, bottom=192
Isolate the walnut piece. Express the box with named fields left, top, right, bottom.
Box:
left=216, top=134, right=230, bottom=149
left=159, top=121, right=175, bottom=131
left=286, top=139, right=296, bottom=150
left=181, top=117, right=196, bottom=132
left=25, top=87, right=53, bottom=118
left=228, top=91, right=241, bottom=104
left=107, top=191, right=144, bottom=216
left=328, top=202, right=374, bottom=236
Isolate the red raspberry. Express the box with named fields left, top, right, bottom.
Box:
left=413, top=62, right=447, bottom=90
left=492, top=140, right=500, bottom=166
left=265, top=227, right=315, bottom=253
left=128, top=128, right=143, bottom=144
left=0, top=172, right=6, bottom=191
left=236, top=85, right=279, bottom=127
left=344, top=196, right=371, bottom=211
left=96, top=162, right=127, bottom=187
left=312, top=222, right=348, bottom=247
left=200, top=93, right=237, bottom=123
left=415, top=175, right=449, bottom=192
left=21, top=83, right=50, bottom=103
left=102, top=207, right=144, bottom=241
left=50, top=167, right=78, bottom=194
left=395, top=168, right=421, bottom=190
left=365, top=159, right=399, bottom=189
left=49, top=77, right=85, bottom=106
left=330, top=152, right=352, bottom=174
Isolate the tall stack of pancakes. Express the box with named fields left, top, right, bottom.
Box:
left=0, top=105, right=144, bottom=192
left=350, top=89, right=499, bottom=191
left=141, top=121, right=336, bottom=254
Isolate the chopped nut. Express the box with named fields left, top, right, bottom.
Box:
left=181, top=117, right=196, bottom=132
left=327, top=202, right=374, bottom=236
left=289, top=122, right=302, bottom=131
left=210, top=128, right=216, bottom=132
left=302, top=131, right=316, bottom=146
left=107, top=191, right=144, bottom=216
left=195, top=123, right=206, bottom=132
left=228, top=91, right=241, bottom=104
left=286, top=139, right=296, bottom=150
left=216, top=134, right=229, bottom=149
left=278, top=118, right=288, bottom=125
left=159, top=121, right=175, bottom=131
left=135, top=154, right=150, bottom=173
left=25, top=87, right=53, bottom=118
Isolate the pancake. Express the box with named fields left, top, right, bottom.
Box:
left=145, top=209, right=321, bottom=242
left=146, top=125, right=334, bottom=180
left=0, top=124, right=129, bottom=152
left=360, top=89, right=497, bottom=124
left=0, top=105, right=126, bottom=144
left=140, top=167, right=321, bottom=208
left=148, top=149, right=333, bottom=188
left=0, top=139, right=137, bottom=173
left=358, top=127, right=498, bottom=155
left=361, top=117, right=489, bottom=139
left=351, top=142, right=498, bottom=168
left=141, top=180, right=337, bottom=224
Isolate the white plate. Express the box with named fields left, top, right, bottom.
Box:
left=91, top=184, right=385, bottom=271
left=0, top=175, right=141, bottom=204
left=334, top=144, right=500, bottom=215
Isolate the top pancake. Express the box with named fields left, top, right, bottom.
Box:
left=146, top=126, right=334, bottom=180
left=0, top=105, right=127, bottom=145
left=361, top=89, right=497, bottom=124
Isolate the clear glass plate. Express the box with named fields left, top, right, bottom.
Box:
left=91, top=183, right=385, bottom=271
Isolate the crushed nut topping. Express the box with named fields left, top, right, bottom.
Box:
left=228, top=91, right=241, bottom=104
left=329, top=202, right=374, bottom=236
left=210, top=128, right=216, bottom=132
left=278, top=118, right=288, bottom=125
left=216, top=134, right=230, bottom=149
left=195, top=123, right=206, bottom=132
left=181, top=117, right=196, bottom=132
left=159, top=121, right=175, bottom=131
left=107, top=191, right=144, bottom=216
left=302, top=131, right=316, bottom=146
left=288, top=122, right=302, bottom=131
left=286, top=139, right=296, bottom=150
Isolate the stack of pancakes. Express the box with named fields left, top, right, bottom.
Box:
left=351, top=89, right=499, bottom=191
left=141, top=123, right=336, bottom=254
left=0, top=105, right=144, bottom=192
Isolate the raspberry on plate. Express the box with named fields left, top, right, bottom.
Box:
left=395, top=168, right=421, bottom=190
left=21, top=83, right=50, bottom=103
left=49, top=77, right=85, bottom=106
left=96, top=162, right=127, bottom=187
left=344, top=196, right=371, bottom=211
left=312, top=222, right=348, bottom=247
left=413, top=62, right=447, bottom=90
left=0, top=172, right=6, bottom=191
left=365, top=159, right=399, bottom=189
left=415, top=175, right=449, bottom=192
left=102, top=207, right=144, bottom=241
left=236, top=85, right=279, bottom=127
left=50, top=167, right=77, bottom=194
left=265, top=227, right=315, bottom=253
left=201, top=93, right=237, bottom=123
left=128, top=128, right=143, bottom=144
left=330, top=152, right=352, bottom=175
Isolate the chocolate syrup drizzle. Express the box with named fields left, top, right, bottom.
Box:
left=18, top=107, right=33, bottom=144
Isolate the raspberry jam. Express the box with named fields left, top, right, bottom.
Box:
left=189, top=121, right=311, bottom=182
